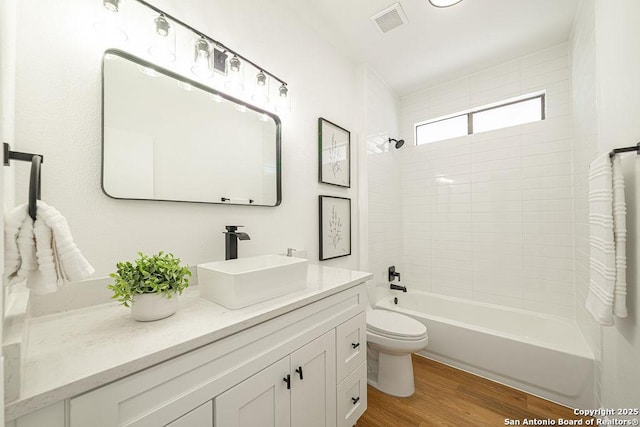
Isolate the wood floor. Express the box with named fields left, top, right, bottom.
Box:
left=357, top=355, right=592, bottom=427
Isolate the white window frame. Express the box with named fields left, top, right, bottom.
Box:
left=414, top=92, right=546, bottom=146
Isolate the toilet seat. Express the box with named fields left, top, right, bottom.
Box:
left=367, top=310, right=427, bottom=341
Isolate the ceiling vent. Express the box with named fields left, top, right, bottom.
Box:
left=371, top=3, right=408, bottom=34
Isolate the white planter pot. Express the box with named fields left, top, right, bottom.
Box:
left=131, top=293, right=179, bottom=321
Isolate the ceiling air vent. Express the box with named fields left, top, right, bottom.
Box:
left=371, top=3, right=408, bottom=34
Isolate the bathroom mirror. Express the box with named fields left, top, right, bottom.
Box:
left=102, top=50, right=281, bottom=206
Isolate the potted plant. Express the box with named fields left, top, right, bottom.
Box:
left=108, top=251, right=191, bottom=321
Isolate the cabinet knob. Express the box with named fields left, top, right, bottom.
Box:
left=295, top=366, right=304, bottom=380
left=283, top=374, right=291, bottom=390
left=351, top=396, right=360, bottom=405
left=351, top=342, right=360, bottom=349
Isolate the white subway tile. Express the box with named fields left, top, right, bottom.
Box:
left=472, top=190, right=522, bottom=203
left=472, top=200, right=522, bottom=212
left=431, top=286, right=473, bottom=299
left=522, top=199, right=572, bottom=212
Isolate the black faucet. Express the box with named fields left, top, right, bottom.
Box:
left=224, top=225, right=251, bottom=260
left=388, top=266, right=401, bottom=282
left=390, top=283, right=407, bottom=293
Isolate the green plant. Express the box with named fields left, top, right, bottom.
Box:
left=108, top=252, right=191, bottom=307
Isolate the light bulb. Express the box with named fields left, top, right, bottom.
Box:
left=225, top=55, right=245, bottom=93
left=191, top=37, right=213, bottom=78
left=252, top=71, right=269, bottom=105
left=428, top=0, right=464, bottom=7
left=279, top=83, right=288, bottom=98
left=154, top=15, right=170, bottom=36
left=229, top=55, right=241, bottom=72
left=149, top=14, right=175, bottom=63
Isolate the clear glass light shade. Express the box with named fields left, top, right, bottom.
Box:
left=276, top=86, right=291, bottom=114
left=428, top=0, right=464, bottom=7
left=149, top=15, right=176, bottom=63
left=251, top=71, right=269, bottom=105
left=94, top=0, right=128, bottom=43
left=191, top=37, right=213, bottom=78
left=225, top=57, right=245, bottom=93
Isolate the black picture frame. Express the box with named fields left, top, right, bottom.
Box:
left=318, top=118, right=351, bottom=188
left=319, top=195, right=352, bottom=261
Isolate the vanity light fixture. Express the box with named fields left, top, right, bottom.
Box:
left=191, top=37, right=214, bottom=78
left=94, top=0, right=291, bottom=113
left=94, top=0, right=128, bottom=42
left=148, top=14, right=175, bottom=63
left=428, top=0, right=464, bottom=7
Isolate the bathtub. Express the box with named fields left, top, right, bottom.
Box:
left=375, top=291, right=594, bottom=409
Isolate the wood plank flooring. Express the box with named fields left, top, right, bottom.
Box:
left=357, top=355, right=592, bottom=427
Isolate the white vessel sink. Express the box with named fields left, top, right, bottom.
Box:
left=197, top=255, right=308, bottom=309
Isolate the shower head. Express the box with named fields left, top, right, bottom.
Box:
left=388, top=138, right=405, bottom=149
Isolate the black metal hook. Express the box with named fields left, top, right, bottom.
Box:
left=4, top=143, right=44, bottom=220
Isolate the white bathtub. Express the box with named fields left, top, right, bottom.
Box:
left=375, top=291, right=594, bottom=409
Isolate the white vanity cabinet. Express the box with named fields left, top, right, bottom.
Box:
left=59, top=283, right=367, bottom=427
left=216, top=331, right=336, bottom=427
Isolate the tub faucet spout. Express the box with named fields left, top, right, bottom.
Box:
left=390, top=283, right=407, bottom=293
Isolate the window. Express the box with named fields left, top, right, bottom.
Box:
left=415, top=93, right=545, bottom=145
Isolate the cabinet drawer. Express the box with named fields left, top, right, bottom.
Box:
left=336, top=361, right=367, bottom=427
left=336, top=312, right=366, bottom=383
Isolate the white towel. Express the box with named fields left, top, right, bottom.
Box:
left=585, top=153, right=627, bottom=325
left=3, top=201, right=94, bottom=294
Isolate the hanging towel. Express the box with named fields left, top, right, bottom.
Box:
left=3, top=201, right=94, bottom=294
left=3, top=204, right=29, bottom=285
left=611, top=155, right=628, bottom=318
left=585, top=153, right=627, bottom=325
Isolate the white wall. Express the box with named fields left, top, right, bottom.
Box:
left=399, top=45, right=574, bottom=317
left=593, top=0, right=640, bottom=412
left=571, top=0, right=640, bottom=410
left=12, top=0, right=361, bottom=279
left=364, top=67, right=401, bottom=297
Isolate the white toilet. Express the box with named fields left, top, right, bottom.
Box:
left=366, top=309, right=428, bottom=397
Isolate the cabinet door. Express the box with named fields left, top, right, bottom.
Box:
left=165, top=401, right=212, bottom=427
left=290, top=330, right=336, bottom=427
left=215, top=357, right=291, bottom=427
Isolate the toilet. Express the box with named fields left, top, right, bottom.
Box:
left=366, top=309, right=428, bottom=397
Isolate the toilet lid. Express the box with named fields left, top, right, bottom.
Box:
left=367, top=310, right=427, bottom=339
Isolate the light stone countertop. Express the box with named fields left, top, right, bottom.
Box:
left=6, top=264, right=372, bottom=421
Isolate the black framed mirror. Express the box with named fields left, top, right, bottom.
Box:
left=101, top=49, right=281, bottom=206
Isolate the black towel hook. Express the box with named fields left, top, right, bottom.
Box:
left=3, top=143, right=44, bottom=220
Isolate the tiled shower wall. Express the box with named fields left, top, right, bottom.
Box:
left=570, top=0, right=601, bottom=404
left=399, top=44, right=575, bottom=318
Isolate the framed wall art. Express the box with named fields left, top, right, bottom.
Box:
left=319, top=195, right=351, bottom=260
left=318, top=118, right=350, bottom=187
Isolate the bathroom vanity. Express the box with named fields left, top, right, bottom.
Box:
left=5, top=265, right=371, bottom=427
